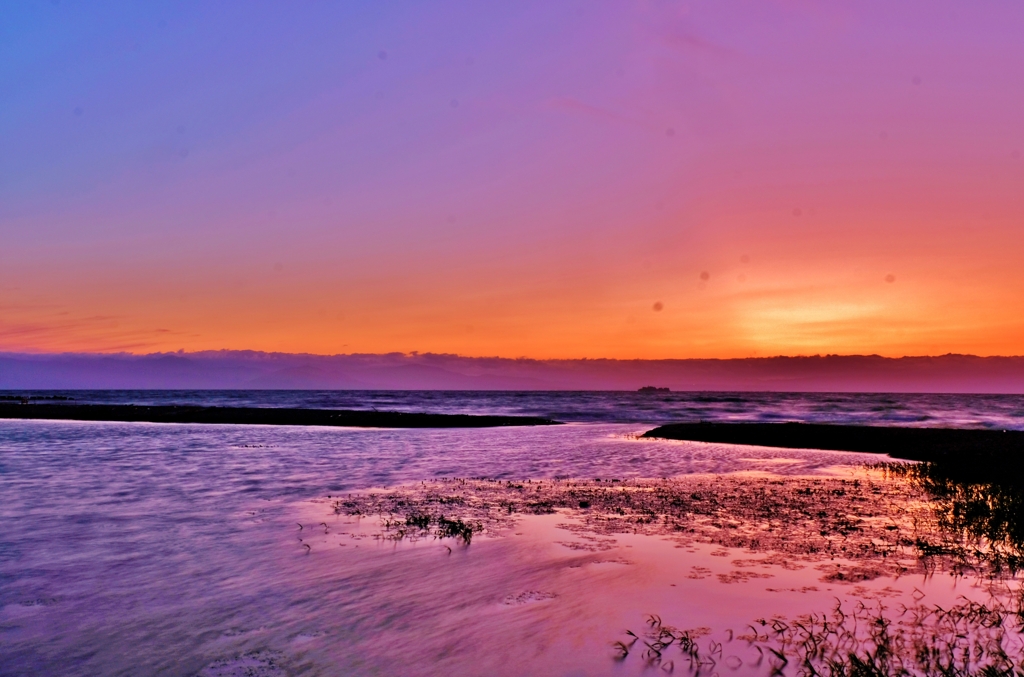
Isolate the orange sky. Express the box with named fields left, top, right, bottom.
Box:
left=3, top=1, right=1023, bottom=358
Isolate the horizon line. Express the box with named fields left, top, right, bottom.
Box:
left=4, top=350, right=1024, bottom=361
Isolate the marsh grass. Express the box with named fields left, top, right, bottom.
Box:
left=620, top=593, right=1024, bottom=677
left=331, top=465, right=1024, bottom=581
left=607, top=462, right=1024, bottom=675
left=434, top=516, right=477, bottom=544
left=329, top=472, right=947, bottom=574
left=880, top=462, right=1024, bottom=578
left=359, top=509, right=481, bottom=545
left=324, top=468, right=1024, bottom=674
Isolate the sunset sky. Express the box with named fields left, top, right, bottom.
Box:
left=2, top=1, right=1023, bottom=358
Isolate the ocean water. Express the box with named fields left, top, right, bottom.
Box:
left=1, top=392, right=1022, bottom=676
left=6, top=389, right=1024, bottom=428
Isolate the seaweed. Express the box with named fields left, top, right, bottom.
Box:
left=435, top=516, right=476, bottom=544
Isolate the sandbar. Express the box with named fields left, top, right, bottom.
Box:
left=0, top=403, right=560, bottom=428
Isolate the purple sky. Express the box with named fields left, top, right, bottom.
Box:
left=3, top=1, right=1023, bottom=358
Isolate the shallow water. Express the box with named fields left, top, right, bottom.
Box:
left=1, top=399, right=1022, bottom=675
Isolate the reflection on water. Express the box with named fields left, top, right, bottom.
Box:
left=615, top=462, right=1024, bottom=677
left=2, top=416, right=1024, bottom=675
left=888, top=460, right=1024, bottom=579
left=331, top=473, right=935, bottom=572
left=330, top=470, right=1024, bottom=675
left=619, top=593, right=1024, bottom=676
left=606, top=458, right=1024, bottom=675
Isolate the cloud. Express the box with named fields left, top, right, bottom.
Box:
left=0, top=312, right=189, bottom=353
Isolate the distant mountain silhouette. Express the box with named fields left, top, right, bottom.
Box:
left=1, top=351, right=1023, bottom=392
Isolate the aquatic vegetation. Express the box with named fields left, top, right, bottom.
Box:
left=434, top=516, right=477, bottom=544
left=328, top=463, right=1024, bottom=585
left=604, top=462, right=1024, bottom=675
left=347, top=506, right=481, bottom=544
left=327, top=465, right=1024, bottom=675
left=404, top=513, right=432, bottom=530
left=881, top=462, right=1024, bottom=577
left=328, top=471, right=960, bottom=575
left=618, top=594, right=1024, bottom=677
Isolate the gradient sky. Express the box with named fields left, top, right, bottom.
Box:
left=2, top=1, right=1023, bottom=358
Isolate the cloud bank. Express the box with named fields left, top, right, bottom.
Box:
left=1, top=352, right=1022, bottom=393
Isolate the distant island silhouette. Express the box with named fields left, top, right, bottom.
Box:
left=637, top=386, right=670, bottom=393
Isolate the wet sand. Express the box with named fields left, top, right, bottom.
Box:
left=0, top=403, right=559, bottom=428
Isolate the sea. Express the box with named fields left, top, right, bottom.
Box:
left=2, top=391, right=1023, bottom=676
left=10, top=389, right=1024, bottom=427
